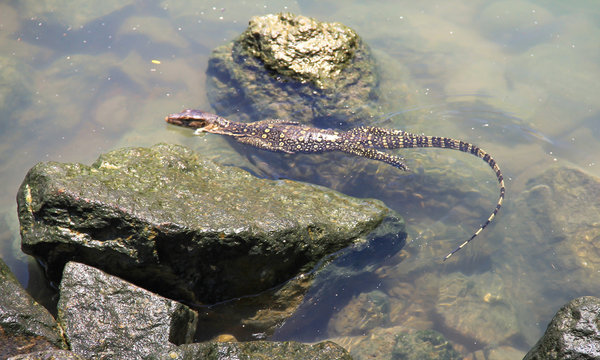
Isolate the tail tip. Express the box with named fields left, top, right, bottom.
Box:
left=442, top=251, right=455, bottom=261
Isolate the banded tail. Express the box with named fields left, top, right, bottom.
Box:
left=403, top=133, right=505, bottom=260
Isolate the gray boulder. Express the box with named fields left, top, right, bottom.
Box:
left=207, top=12, right=380, bottom=128
left=17, top=143, right=392, bottom=304
left=0, top=257, right=67, bottom=358
left=58, top=262, right=197, bottom=360
left=524, top=296, right=600, bottom=360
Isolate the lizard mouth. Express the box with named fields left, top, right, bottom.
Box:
left=165, top=110, right=211, bottom=130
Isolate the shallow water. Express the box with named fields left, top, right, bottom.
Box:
left=1, top=0, right=599, bottom=357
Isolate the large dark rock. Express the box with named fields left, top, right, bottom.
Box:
left=523, top=296, right=600, bottom=360
left=17, top=143, right=393, bottom=304
left=207, top=12, right=380, bottom=129
left=153, top=340, right=352, bottom=360
left=58, top=262, right=197, bottom=360
left=0, top=257, right=67, bottom=358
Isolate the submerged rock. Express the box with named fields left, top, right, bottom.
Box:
left=207, top=12, right=380, bottom=128
left=153, top=340, right=352, bottom=360
left=392, top=330, right=461, bottom=360
left=477, top=1, right=555, bottom=52
left=521, top=167, right=600, bottom=275
left=494, top=166, right=600, bottom=344
left=0, top=258, right=67, bottom=358
left=434, top=271, right=519, bottom=346
left=0, top=56, right=32, bottom=137
left=58, top=262, right=197, bottom=360
left=16, top=0, right=136, bottom=29
left=17, top=143, right=392, bottom=304
left=344, top=326, right=405, bottom=360
left=326, top=325, right=460, bottom=360
left=486, top=345, right=526, bottom=360
left=327, top=290, right=390, bottom=337
left=523, top=296, right=600, bottom=360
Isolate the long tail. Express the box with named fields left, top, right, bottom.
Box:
left=402, top=133, right=505, bottom=260
left=351, top=127, right=506, bottom=259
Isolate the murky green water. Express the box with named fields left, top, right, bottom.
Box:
left=1, top=0, right=599, bottom=357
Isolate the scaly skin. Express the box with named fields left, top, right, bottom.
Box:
left=166, top=109, right=506, bottom=260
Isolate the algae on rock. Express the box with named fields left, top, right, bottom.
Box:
left=17, top=143, right=394, bottom=304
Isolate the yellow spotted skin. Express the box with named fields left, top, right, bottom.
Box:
left=166, top=109, right=506, bottom=260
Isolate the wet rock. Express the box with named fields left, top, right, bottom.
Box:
left=17, top=143, right=391, bottom=304
left=207, top=12, right=380, bottom=128
left=392, top=330, right=461, bottom=360
left=58, top=262, right=197, bottom=360
left=0, top=258, right=67, bottom=359
left=8, top=350, right=85, bottom=360
left=523, top=296, right=600, bottom=360
left=154, top=340, right=352, bottom=360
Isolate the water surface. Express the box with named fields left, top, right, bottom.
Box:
left=1, top=0, right=599, bottom=357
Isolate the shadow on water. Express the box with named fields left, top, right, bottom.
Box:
left=375, top=95, right=559, bottom=147
left=440, top=99, right=593, bottom=168
left=188, top=224, right=406, bottom=342
left=271, top=225, right=407, bottom=342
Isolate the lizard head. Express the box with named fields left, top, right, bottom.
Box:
left=165, top=109, right=228, bottom=132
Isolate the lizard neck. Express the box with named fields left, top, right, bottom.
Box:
left=197, top=113, right=250, bottom=136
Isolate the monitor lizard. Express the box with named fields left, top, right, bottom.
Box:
left=166, top=109, right=505, bottom=260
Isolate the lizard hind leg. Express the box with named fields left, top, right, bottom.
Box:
left=342, top=145, right=410, bottom=171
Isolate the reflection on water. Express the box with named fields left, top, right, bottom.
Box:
left=1, top=0, right=600, bottom=357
